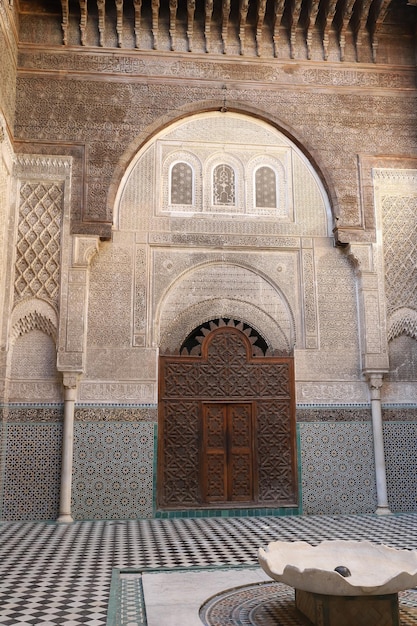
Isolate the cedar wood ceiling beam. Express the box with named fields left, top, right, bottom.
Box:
left=256, top=0, right=267, bottom=56
left=79, top=0, right=87, bottom=45
left=97, top=0, right=105, bottom=46
left=187, top=0, right=196, bottom=52
left=152, top=0, right=160, bottom=49
left=306, top=0, right=320, bottom=60
left=355, top=0, right=373, bottom=61
left=238, top=0, right=250, bottom=55
left=370, top=0, right=393, bottom=61
left=222, top=0, right=231, bottom=53
left=204, top=0, right=214, bottom=53
left=116, top=0, right=124, bottom=47
left=322, top=0, right=338, bottom=60
left=339, top=0, right=356, bottom=60
left=272, top=0, right=285, bottom=58
left=59, top=0, right=399, bottom=60
left=61, top=0, right=69, bottom=45
left=133, top=0, right=142, bottom=48
left=169, top=0, right=178, bottom=50
left=289, top=0, right=303, bottom=58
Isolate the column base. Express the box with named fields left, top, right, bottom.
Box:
left=375, top=505, right=391, bottom=515
left=295, top=589, right=399, bottom=626
left=57, top=514, right=74, bottom=523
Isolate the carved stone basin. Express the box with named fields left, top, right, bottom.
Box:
left=258, top=539, right=417, bottom=596
left=258, top=540, right=417, bottom=626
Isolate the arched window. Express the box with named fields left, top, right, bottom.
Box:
left=213, top=164, right=235, bottom=206
left=255, top=166, right=277, bottom=208
left=170, top=162, right=193, bottom=205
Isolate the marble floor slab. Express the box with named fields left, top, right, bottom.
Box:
left=143, top=568, right=270, bottom=626
left=1, top=513, right=417, bottom=625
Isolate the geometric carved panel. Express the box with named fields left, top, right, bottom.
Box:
left=158, top=325, right=297, bottom=509
left=382, top=194, right=417, bottom=317
left=14, top=182, right=63, bottom=306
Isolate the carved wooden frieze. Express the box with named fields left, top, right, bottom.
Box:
left=18, top=49, right=416, bottom=90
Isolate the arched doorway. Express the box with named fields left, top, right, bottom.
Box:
left=158, top=319, right=297, bottom=510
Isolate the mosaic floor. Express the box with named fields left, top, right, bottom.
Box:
left=1, top=513, right=417, bottom=625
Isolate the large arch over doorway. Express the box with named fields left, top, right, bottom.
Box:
left=158, top=321, right=298, bottom=511
left=110, top=109, right=335, bottom=516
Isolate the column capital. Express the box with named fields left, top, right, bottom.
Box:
left=365, top=372, right=385, bottom=389
left=62, top=371, right=81, bottom=389
left=365, top=371, right=385, bottom=395
left=62, top=372, right=81, bottom=401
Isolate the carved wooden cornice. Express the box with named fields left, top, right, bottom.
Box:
left=48, top=0, right=416, bottom=62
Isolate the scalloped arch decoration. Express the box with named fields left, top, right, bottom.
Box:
left=10, top=298, right=58, bottom=344
left=388, top=308, right=417, bottom=342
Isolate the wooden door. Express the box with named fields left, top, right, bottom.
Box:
left=202, top=402, right=254, bottom=503
left=158, top=323, right=298, bottom=510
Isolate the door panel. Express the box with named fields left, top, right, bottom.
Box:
left=228, top=403, right=253, bottom=502
left=202, top=402, right=253, bottom=504
left=203, top=403, right=227, bottom=502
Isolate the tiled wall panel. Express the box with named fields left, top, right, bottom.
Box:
left=72, top=421, right=155, bottom=520
left=2, top=423, right=62, bottom=520
left=1, top=411, right=415, bottom=520
left=383, top=422, right=417, bottom=513
left=299, top=421, right=377, bottom=515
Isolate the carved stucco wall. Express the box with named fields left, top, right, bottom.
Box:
left=81, top=112, right=372, bottom=407
left=2, top=155, right=73, bottom=403
left=0, top=116, right=13, bottom=397
left=373, top=169, right=417, bottom=403
left=0, top=2, right=17, bottom=132
left=14, top=56, right=417, bottom=235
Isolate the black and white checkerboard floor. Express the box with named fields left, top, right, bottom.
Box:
left=1, top=513, right=417, bottom=625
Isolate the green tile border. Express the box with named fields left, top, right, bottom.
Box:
left=106, top=564, right=260, bottom=626
left=155, top=507, right=300, bottom=519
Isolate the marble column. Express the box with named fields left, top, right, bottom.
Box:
left=367, top=373, right=391, bottom=515
left=57, top=373, right=79, bottom=523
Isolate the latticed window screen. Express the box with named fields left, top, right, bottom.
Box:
left=255, top=166, right=277, bottom=208
left=213, top=164, right=235, bottom=205
left=170, top=162, right=193, bottom=205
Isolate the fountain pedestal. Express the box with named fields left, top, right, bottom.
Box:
left=295, top=589, right=400, bottom=626
left=258, top=540, right=417, bottom=626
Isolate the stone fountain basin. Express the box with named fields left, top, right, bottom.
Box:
left=258, top=539, right=417, bottom=596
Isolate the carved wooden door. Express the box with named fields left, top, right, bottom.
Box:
left=158, top=324, right=298, bottom=510
left=202, top=402, right=254, bottom=503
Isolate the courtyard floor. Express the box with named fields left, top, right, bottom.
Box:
left=1, top=512, right=417, bottom=625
